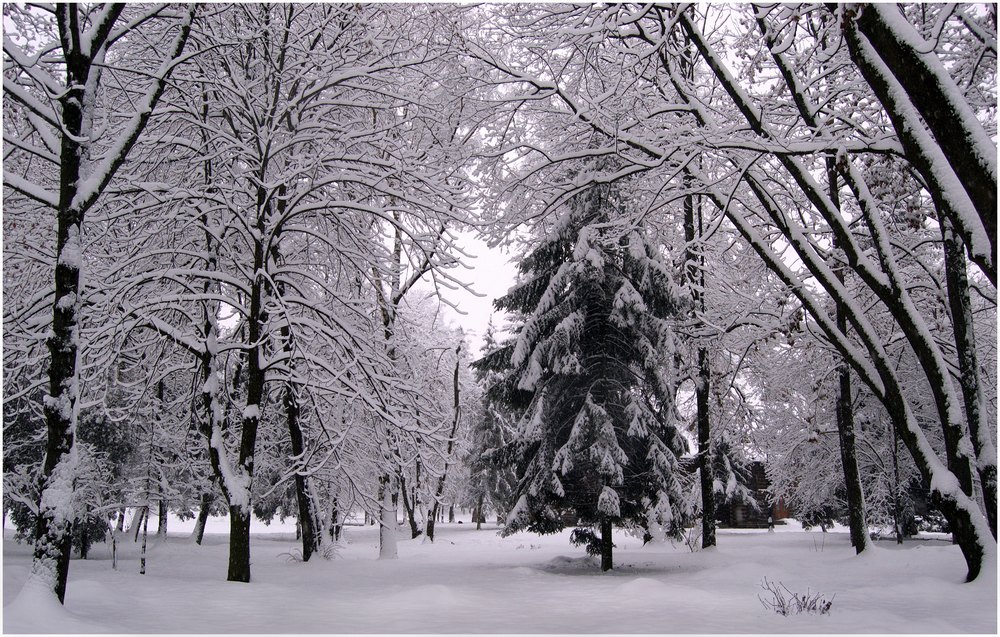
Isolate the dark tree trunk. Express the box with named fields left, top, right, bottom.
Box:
left=78, top=521, right=89, bottom=560
left=139, top=507, right=150, bottom=575
left=285, top=378, right=319, bottom=561
left=32, top=4, right=107, bottom=605
left=116, top=507, right=126, bottom=534
left=134, top=507, right=146, bottom=542
left=448, top=504, right=455, bottom=524
left=695, top=348, right=714, bottom=549
left=426, top=343, right=463, bottom=543
left=224, top=213, right=267, bottom=582
left=676, top=35, right=715, bottom=549
left=193, top=492, right=212, bottom=545
left=600, top=518, right=613, bottom=572
left=835, top=347, right=869, bottom=553
left=278, top=243, right=322, bottom=561
left=829, top=167, right=870, bottom=555
left=399, top=474, right=421, bottom=538
left=941, top=215, right=998, bottom=539
left=476, top=493, right=485, bottom=530
left=330, top=504, right=342, bottom=542
left=426, top=505, right=437, bottom=542
left=157, top=500, right=168, bottom=537
left=228, top=505, right=252, bottom=582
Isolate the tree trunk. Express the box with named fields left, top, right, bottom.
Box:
left=31, top=3, right=95, bottom=604
left=426, top=343, right=464, bottom=543
left=399, top=474, right=421, bottom=538
left=193, top=492, right=212, bottom=545
left=476, top=493, right=485, bottom=530
left=133, top=507, right=146, bottom=542
left=695, top=349, right=715, bottom=549
left=286, top=383, right=320, bottom=561
left=600, top=518, right=613, bottom=572
left=941, top=215, right=998, bottom=539
left=330, top=502, right=342, bottom=541
left=139, top=508, right=150, bottom=575
left=78, top=520, right=89, bottom=560
left=116, top=507, right=126, bottom=534
left=835, top=353, right=870, bottom=553
left=378, top=476, right=398, bottom=559
left=448, top=504, right=455, bottom=524
left=279, top=277, right=322, bottom=561
left=680, top=50, right=715, bottom=553
left=228, top=505, right=252, bottom=582
left=841, top=7, right=995, bottom=285
left=829, top=166, right=871, bottom=555
left=426, top=503, right=438, bottom=542
left=157, top=500, right=168, bottom=537
left=758, top=12, right=872, bottom=553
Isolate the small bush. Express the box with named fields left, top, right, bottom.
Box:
left=759, top=577, right=834, bottom=616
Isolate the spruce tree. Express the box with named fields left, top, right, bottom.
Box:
left=482, top=183, right=690, bottom=571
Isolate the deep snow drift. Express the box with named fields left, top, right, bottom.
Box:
left=3, top=514, right=996, bottom=634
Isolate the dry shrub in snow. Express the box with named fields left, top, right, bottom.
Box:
left=758, top=577, right=834, bottom=616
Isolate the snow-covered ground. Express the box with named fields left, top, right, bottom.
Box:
left=3, top=514, right=996, bottom=634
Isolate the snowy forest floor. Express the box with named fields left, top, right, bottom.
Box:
left=2, top=515, right=996, bottom=634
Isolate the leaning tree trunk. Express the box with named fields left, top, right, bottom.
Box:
left=852, top=4, right=997, bottom=250
left=192, top=491, right=213, bottom=545
left=941, top=215, right=998, bottom=539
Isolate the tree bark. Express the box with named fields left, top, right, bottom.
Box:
left=679, top=37, right=716, bottom=552
left=941, top=215, right=998, bottom=539
left=399, top=474, right=421, bottom=538
left=600, top=518, right=613, bottom=572
left=828, top=167, right=871, bottom=555
left=193, top=492, right=212, bottom=545
left=78, top=521, right=89, bottom=560
left=139, top=507, right=150, bottom=575
left=330, top=502, right=342, bottom=541
left=157, top=500, right=168, bottom=537
left=426, top=343, right=463, bottom=542
left=228, top=505, right=252, bottom=582
left=378, top=475, right=398, bottom=559
left=284, top=375, right=320, bottom=561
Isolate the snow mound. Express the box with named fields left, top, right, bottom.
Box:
left=3, top=577, right=109, bottom=633
left=509, top=566, right=536, bottom=576
left=616, top=577, right=672, bottom=596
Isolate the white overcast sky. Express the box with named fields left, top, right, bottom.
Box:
left=433, top=230, right=516, bottom=354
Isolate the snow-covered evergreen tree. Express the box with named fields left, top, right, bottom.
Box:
left=487, top=181, right=689, bottom=570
